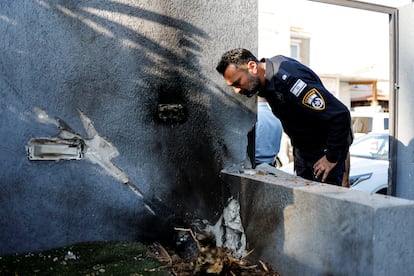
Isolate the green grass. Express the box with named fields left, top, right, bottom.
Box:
left=0, top=241, right=170, bottom=276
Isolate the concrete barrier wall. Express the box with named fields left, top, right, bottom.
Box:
left=221, top=164, right=414, bottom=275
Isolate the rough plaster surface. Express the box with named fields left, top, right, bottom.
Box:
left=0, top=0, right=258, bottom=254
left=222, top=164, right=414, bottom=276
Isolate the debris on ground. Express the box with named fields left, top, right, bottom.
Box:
left=148, top=227, right=280, bottom=276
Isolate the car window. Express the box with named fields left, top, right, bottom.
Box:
left=350, top=135, right=388, bottom=160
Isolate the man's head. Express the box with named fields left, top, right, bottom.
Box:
left=216, top=48, right=262, bottom=97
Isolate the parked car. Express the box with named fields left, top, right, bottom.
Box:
left=279, top=132, right=389, bottom=194
left=349, top=132, right=389, bottom=194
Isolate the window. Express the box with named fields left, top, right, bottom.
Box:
left=290, top=40, right=301, bottom=60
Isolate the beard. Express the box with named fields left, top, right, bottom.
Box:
left=241, top=74, right=261, bottom=98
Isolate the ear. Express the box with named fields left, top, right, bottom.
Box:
left=247, top=61, right=258, bottom=74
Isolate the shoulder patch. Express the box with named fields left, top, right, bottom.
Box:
left=302, top=88, right=325, bottom=110
left=290, top=79, right=307, bottom=97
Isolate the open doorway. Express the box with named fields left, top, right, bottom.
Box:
left=258, top=0, right=404, bottom=195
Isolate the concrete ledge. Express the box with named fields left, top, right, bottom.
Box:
left=221, top=164, right=414, bottom=276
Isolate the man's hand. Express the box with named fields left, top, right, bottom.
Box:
left=313, top=155, right=337, bottom=182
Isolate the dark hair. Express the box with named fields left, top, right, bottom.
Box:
left=216, top=48, right=259, bottom=75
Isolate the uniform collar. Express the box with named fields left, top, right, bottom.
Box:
left=260, top=58, right=275, bottom=93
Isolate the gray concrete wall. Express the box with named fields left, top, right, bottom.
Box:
left=0, top=0, right=258, bottom=255
left=222, top=164, right=414, bottom=275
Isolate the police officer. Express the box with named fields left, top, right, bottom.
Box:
left=216, top=48, right=352, bottom=186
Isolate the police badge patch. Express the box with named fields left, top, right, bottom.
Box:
left=302, top=88, right=325, bottom=110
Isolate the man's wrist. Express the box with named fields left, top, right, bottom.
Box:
left=324, top=149, right=339, bottom=163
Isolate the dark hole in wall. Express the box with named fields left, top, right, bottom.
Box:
left=157, top=103, right=187, bottom=124
left=155, top=84, right=188, bottom=124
